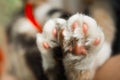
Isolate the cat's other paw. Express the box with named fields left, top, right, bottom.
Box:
left=36, top=18, right=67, bottom=52
left=42, top=19, right=66, bottom=48
left=43, top=19, right=66, bottom=40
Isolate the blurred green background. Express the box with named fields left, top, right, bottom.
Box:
left=0, top=0, right=22, bottom=26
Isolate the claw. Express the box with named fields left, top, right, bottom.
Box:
left=72, top=21, right=78, bottom=31
left=42, top=42, right=50, bottom=49
left=82, top=23, right=88, bottom=35
left=93, top=37, right=100, bottom=46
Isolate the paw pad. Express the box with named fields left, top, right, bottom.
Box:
left=42, top=42, right=50, bottom=49
left=93, top=37, right=100, bottom=46
left=72, top=21, right=78, bottom=31
left=74, top=45, right=87, bottom=55
left=82, top=23, right=88, bottom=35
left=52, top=28, right=57, bottom=37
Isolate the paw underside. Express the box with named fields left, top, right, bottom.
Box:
left=37, top=13, right=104, bottom=56
left=36, top=13, right=104, bottom=80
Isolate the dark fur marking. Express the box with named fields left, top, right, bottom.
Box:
left=15, top=34, right=48, bottom=80
left=52, top=46, right=67, bottom=80
left=25, top=46, right=48, bottom=80
left=48, top=9, right=71, bottom=20
left=60, top=13, right=71, bottom=20
left=83, top=7, right=90, bottom=15
left=16, top=34, right=36, bottom=49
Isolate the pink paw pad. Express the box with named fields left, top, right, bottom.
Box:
left=42, top=42, right=50, bottom=49
left=74, top=45, right=87, bottom=55
left=72, top=21, right=78, bottom=31
left=52, top=28, right=57, bottom=37
left=93, top=37, right=100, bottom=46
left=82, top=23, right=88, bottom=35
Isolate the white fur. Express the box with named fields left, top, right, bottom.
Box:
left=12, top=17, right=37, bottom=37
left=94, top=42, right=111, bottom=68
left=36, top=33, right=56, bottom=71
left=34, top=3, right=54, bottom=24
left=34, top=2, right=63, bottom=24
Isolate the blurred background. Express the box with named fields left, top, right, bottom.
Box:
left=0, top=0, right=22, bottom=26
left=0, top=0, right=120, bottom=80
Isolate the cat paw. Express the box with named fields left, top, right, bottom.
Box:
left=62, top=14, right=104, bottom=56
left=36, top=18, right=66, bottom=50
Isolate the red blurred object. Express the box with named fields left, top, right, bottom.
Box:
left=0, top=48, right=4, bottom=75
left=25, top=3, right=43, bottom=33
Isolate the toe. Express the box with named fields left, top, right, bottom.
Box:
left=82, top=23, right=88, bottom=35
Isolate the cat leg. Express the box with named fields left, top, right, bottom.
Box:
left=36, top=18, right=67, bottom=80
